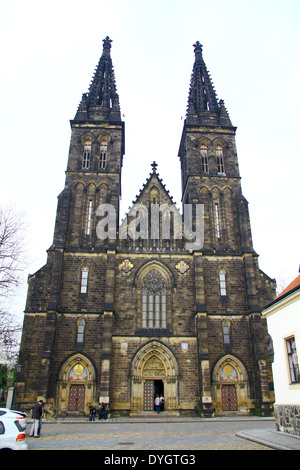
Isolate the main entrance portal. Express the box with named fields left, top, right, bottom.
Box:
left=131, top=341, right=179, bottom=414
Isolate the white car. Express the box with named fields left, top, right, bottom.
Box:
left=0, top=408, right=28, bottom=450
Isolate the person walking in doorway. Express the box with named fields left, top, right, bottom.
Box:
left=160, top=395, right=164, bottom=412
left=155, top=395, right=160, bottom=414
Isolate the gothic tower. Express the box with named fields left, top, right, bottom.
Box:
left=178, top=42, right=276, bottom=413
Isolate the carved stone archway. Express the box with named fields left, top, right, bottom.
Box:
left=130, top=341, right=179, bottom=414
left=212, top=355, right=251, bottom=414
left=57, top=354, right=96, bottom=415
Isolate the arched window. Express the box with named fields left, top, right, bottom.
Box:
left=77, top=319, right=85, bottom=344
left=219, top=269, right=227, bottom=296
left=99, top=141, right=107, bottom=169
left=223, top=321, right=231, bottom=345
left=82, top=140, right=91, bottom=169
left=200, top=144, right=209, bottom=173
left=142, top=270, right=167, bottom=329
left=80, top=267, right=89, bottom=294
left=216, top=145, right=225, bottom=174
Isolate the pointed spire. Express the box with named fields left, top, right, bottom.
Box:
left=74, top=36, right=121, bottom=122
left=186, top=42, right=232, bottom=127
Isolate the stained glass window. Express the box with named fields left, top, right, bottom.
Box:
left=68, top=363, right=88, bottom=381
left=220, top=364, right=238, bottom=382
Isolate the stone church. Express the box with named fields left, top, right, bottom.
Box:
left=17, top=37, right=276, bottom=417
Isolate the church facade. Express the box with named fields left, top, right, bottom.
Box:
left=17, top=38, right=276, bottom=417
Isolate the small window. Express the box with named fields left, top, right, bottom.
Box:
left=200, top=144, right=209, bottom=173
left=215, top=204, right=221, bottom=239
left=286, top=337, right=300, bottom=384
left=77, top=319, right=85, bottom=344
left=82, top=140, right=91, bottom=169
left=216, top=145, right=225, bottom=174
left=219, top=270, right=227, bottom=296
left=99, top=142, right=107, bottom=169
left=80, top=267, right=89, bottom=294
left=223, top=321, right=231, bottom=345
left=86, top=200, right=92, bottom=236
left=0, top=421, right=4, bottom=435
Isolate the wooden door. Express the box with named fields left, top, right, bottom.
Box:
left=144, top=380, right=155, bottom=411
left=221, top=385, right=238, bottom=411
left=68, top=384, right=85, bottom=411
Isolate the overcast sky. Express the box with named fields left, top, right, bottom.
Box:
left=1, top=0, right=299, bottom=320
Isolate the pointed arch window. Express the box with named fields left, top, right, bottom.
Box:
left=99, top=141, right=107, bottom=169
left=200, top=144, right=209, bottom=173
left=82, top=140, right=91, bottom=169
left=216, top=145, right=225, bottom=174
left=80, top=267, right=89, bottom=294
left=142, top=270, right=167, bottom=329
left=219, top=269, right=227, bottom=297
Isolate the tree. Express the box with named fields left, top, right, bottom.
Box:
left=0, top=206, right=27, bottom=366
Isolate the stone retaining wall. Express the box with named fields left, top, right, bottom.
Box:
left=274, top=404, right=300, bottom=436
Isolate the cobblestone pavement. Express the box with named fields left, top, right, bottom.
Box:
left=26, top=417, right=275, bottom=451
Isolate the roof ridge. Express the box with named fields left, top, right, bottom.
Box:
left=276, top=273, right=300, bottom=299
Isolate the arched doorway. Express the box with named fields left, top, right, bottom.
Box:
left=57, top=354, right=96, bottom=415
left=130, top=341, right=179, bottom=414
left=212, top=355, right=251, bottom=414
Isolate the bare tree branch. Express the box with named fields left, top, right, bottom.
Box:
left=0, top=206, right=28, bottom=365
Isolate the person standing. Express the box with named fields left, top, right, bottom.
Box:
left=30, top=400, right=44, bottom=438
left=98, top=402, right=107, bottom=420
left=160, top=395, right=164, bottom=412
left=37, top=401, right=45, bottom=435
left=89, top=406, right=96, bottom=421
left=154, top=395, right=160, bottom=414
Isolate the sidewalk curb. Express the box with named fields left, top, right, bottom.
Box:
left=236, top=430, right=300, bottom=451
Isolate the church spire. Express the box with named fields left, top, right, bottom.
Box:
left=186, top=41, right=232, bottom=127
left=74, top=36, right=121, bottom=122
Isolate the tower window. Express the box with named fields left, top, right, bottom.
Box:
left=215, top=203, right=221, bottom=239
left=99, top=141, right=107, bottom=169
left=142, top=270, right=167, bottom=329
left=80, top=267, right=89, bottom=294
left=219, top=270, right=227, bottom=296
left=82, top=140, right=91, bottom=169
left=200, top=144, right=209, bottom=173
left=216, top=145, right=225, bottom=174
left=77, top=319, right=85, bottom=344
left=223, top=321, right=231, bottom=345
left=86, top=200, right=92, bottom=236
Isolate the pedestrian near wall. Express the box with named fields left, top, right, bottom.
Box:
left=98, top=402, right=107, bottom=420
left=30, top=400, right=44, bottom=438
